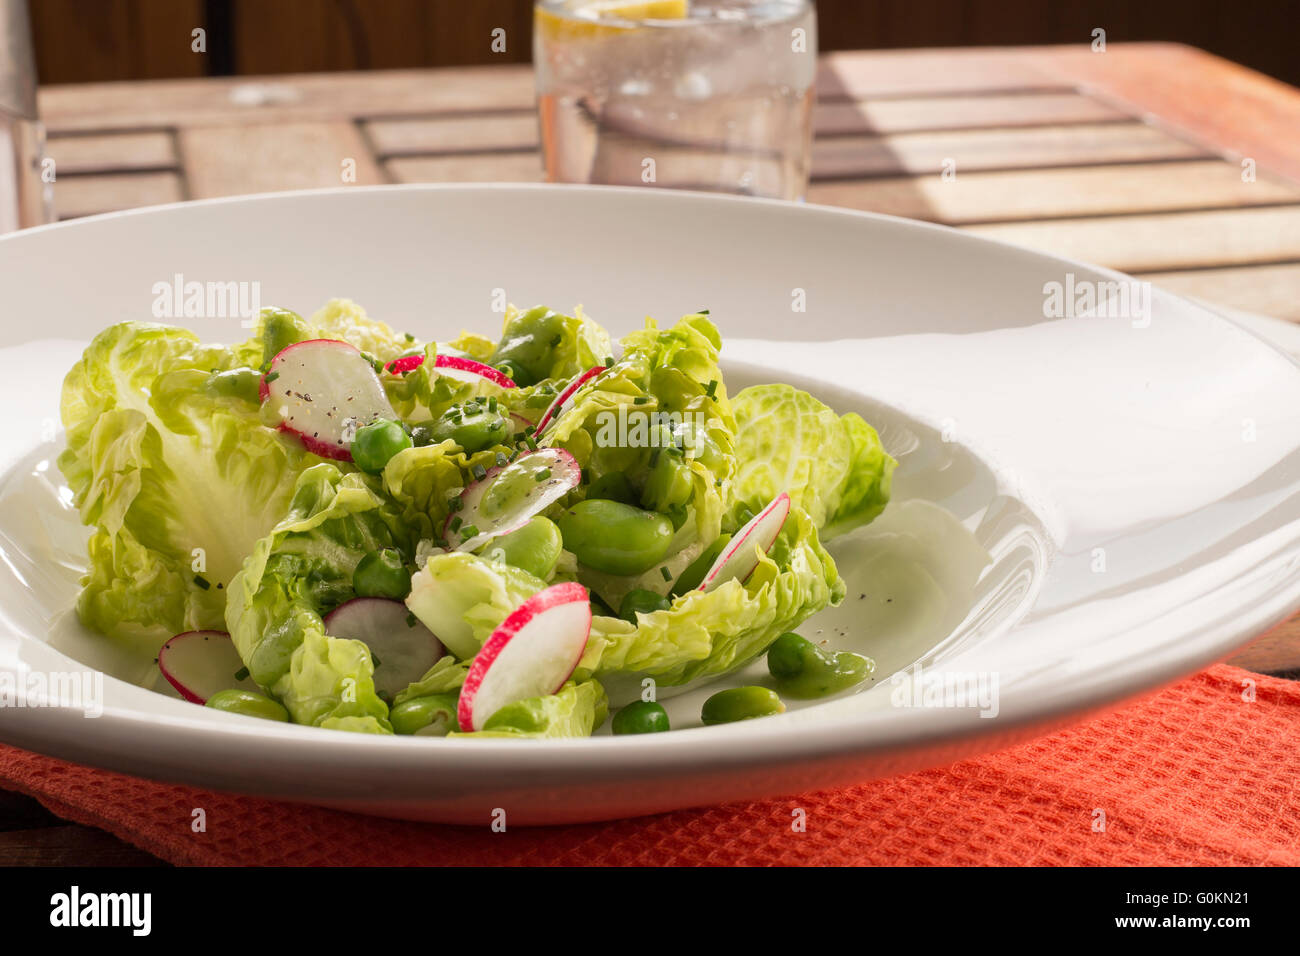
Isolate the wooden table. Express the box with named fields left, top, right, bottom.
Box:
left=7, top=42, right=1300, bottom=865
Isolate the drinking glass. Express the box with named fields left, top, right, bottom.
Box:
left=0, top=0, right=51, bottom=232
left=534, top=0, right=817, bottom=201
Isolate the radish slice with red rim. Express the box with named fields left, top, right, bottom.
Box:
left=701, top=493, right=791, bottom=592
left=433, top=354, right=516, bottom=389
left=457, top=582, right=592, bottom=731
left=159, top=630, right=260, bottom=704
left=534, top=365, right=607, bottom=436
left=385, top=354, right=424, bottom=375
left=323, top=597, right=443, bottom=698
left=445, top=447, right=580, bottom=551
left=261, top=338, right=396, bottom=461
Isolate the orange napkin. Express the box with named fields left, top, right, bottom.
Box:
left=1, top=663, right=1296, bottom=865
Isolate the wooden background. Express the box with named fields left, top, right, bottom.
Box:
left=29, top=0, right=1300, bottom=87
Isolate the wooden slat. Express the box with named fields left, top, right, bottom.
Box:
left=177, top=123, right=385, bottom=198
left=52, top=171, right=185, bottom=219
left=366, top=113, right=538, bottom=157
left=385, top=153, right=542, bottom=183
left=814, top=91, right=1129, bottom=136
left=962, top=206, right=1300, bottom=273
left=1025, top=43, right=1300, bottom=187
left=1228, top=615, right=1300, bottom=674
left=39, top=65, right=536, bottom=133
left=812, top=122, right=1207, bottom=180
left=807, top=159, right=1300, bottom=224
left=45, top=131, right=178, bottom=175
left=816, top=47, right=1058, bottom=99
left=0, top=825, right=167, bottom=866
left=1140, top=263, right=1300, bottom=322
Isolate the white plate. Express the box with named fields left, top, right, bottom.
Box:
left=1, top=184, right=1299, bottom=825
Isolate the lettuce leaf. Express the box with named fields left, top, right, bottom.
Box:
left=224, top=462, right=415, bottom=731
left=579, top=506, right=843, bottom=685
left=406, top=550, right=548, bottom=659
left=450, top=680, right=608, bottom=739
left=730, top=384, right=895, bottom=540
left=57, top=321, right=324, bottom=655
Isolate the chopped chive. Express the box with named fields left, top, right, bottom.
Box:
left=263, top=370, right=280, bottom=383
left=535, top=468, right=551, bottom=482
left=460, top=524, right=479, bottom=539
left=472, top=464, right=487, bottom=481
left=660, top=566, right=672, bottom=582
left=524, top=425, right=536, bottom=436
left=403, top=332, right=415, bottom=342
left=550, top=334, right=562, bottom=347
left=496, top=452, right=508, bottom=467
left=450, top=516, right=463, bottom=531
left=634, top=395, right=648, bottom=405
left=405, top=612, right=418, bottom=628
left=449, top=496, right=463, bottom=512
left=488, top=396, right=497, bottom=412
left=705, top=379, right=718, bottom=398
left=696, top=309, right=710, bottom=315
left=372, top=654, right=384, bottom=667
left=604, top=356, right=614, bottom=367
left=525, top=436, right=537, bottom=450
left=193, top=575, right=210, bottom=590
left=234, top=666, right=250, bottom=681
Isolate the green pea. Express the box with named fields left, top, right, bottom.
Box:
left=205, top=688, right=289, bottom=722
left=556, top=499, right=674, bottom=576
left=767, top=632, right=872, bottom=699
left=701, top=686, right=785, bottom=725
left=619, top=588, right=671, bottom=623
left=259, top=307, right=310, bottom=365
left=203, top=367, right=261, bottom=403
left=486, top=306, right=567, bottom=387
left=390, top=693, right=459, bottom=736
left=353, top=548, right=411, bottom=599
left=671, top=533, right=732, bottom=595
left=429, top=402, right=510, bottom=453
left=585, top=471, right=637, bottom=505
left=351, top=418, right=412, bottom=473
left=485, top=516, right=562, bottom=580
left=641, top=446, right=693, bottom=512
left=612, top=700, right=670, bottom=735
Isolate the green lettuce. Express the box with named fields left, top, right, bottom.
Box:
left=406, top=550, right=548, bottom=659
left=450, top=680, right=608, bottom=739
left=57, top=321, right=325, bottom=655
left=224, top=462, right=415, bottom=731
left=730, top=384, right=895, bottom=539
left=580, top=506, right=843, bottom=685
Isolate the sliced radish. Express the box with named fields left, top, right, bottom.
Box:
left=159, top=630, right=260, bottom=704
left=261, top=338, right=396, bottom=461
left=445, top=447, right=580, bottom=551
left=385, top=354, right=424, bottom=375
left=323, top=597, right=443, bottom=698
left=534, top=365, right=607, bottom=436
left=701, top=493, right=791, bottom=592
left=433, top=354, right=516, bottom=390
left=457, top=582, right=592, bottom=731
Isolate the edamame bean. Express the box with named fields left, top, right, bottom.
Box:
left=205, top=688, right=289, bottom=722
left=204, top=367, right=261, bottom=403
left=486, top=306, right=567, bottom=387
left=641, top=446, right=693, bottom=512
left=260, top=307, right=310, bottom=364
left=700, top=686, right=785, bottom=725
left=353, top=548, right=411, bottom=599
left=351, top=418, right=412, bottom=473
left=389, top=693, right=458, bottom=736
left=671, top=533, right=731, bottom=595
left=486, top=516, right=563, bottom=580
left=672, top=420, right=726, bottom=472
left=619, top=588, right=671, bottom=623
left=556, top=499, right=674, bottom=576
left=766, top=632, right=871, bottom=699
left=430, top=401, right=511, bottom=453
left=612, top=700, right=670, bottom=735
left=409, top=420, right=437, bottom=447
left=585, top=471, right=636, bottom=505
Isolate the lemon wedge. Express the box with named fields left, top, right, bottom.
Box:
left=537, top=0, right=689, bottom=41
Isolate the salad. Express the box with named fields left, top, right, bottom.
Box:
left=58, top=300, right=895, bottom=737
